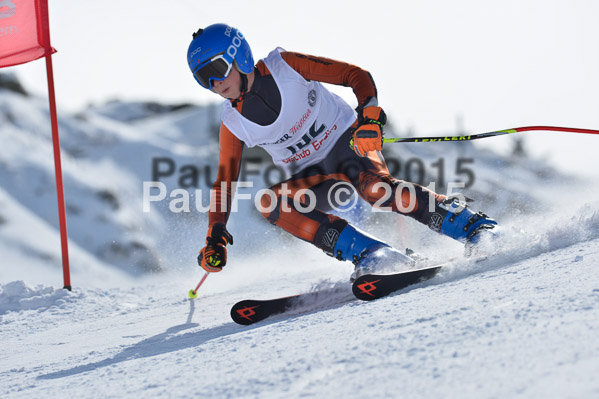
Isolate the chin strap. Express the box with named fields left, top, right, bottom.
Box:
left=231, top=73, right=249, bottom=108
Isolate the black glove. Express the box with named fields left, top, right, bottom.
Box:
left=197, top=223, right=233, bottom=272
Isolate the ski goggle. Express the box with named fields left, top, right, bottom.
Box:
left=193, top=53, right=233, bottom=90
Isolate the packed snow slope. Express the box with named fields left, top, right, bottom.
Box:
left=1, top=72, right=599, bottom=398
left=1, top=213, right=599, bottom=398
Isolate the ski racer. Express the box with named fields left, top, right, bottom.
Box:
left=187, top=23, right=497, bottom=277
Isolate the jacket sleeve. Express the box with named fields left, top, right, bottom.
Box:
left=280, top=51, right=378, bottom=108
left=208, top=122, right=244, bottom=228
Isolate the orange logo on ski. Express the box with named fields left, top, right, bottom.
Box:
left=236, top=305, right=259, bottom=321
left=356, top=279, right=381, bottom=297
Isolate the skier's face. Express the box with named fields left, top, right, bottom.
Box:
left=212, top=67, right=242, bottom=99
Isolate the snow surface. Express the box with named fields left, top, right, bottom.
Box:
left=1, top=215, right=598, bottom=398
left=1, top=78, right=599, bottom=398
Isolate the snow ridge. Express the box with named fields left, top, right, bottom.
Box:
left=0, top=281, right=74, bottom=316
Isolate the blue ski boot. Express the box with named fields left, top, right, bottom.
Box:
left=328, top=224, right=413, bottom=281
left=430, top=197, right=498, bottom=254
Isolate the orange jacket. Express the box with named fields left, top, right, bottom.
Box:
left=209, top=51, right=378, bottom=227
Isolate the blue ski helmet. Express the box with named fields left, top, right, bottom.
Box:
left=187, top=23, right=254, bottom=90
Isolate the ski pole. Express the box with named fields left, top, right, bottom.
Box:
left=188, top=271, right=209, bottom=299
left=379, top=126, right=599, bottom=144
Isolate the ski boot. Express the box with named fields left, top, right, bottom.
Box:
left=329, top=224, right=413, bottom=281
left=431, top=197, right=498, bottom=255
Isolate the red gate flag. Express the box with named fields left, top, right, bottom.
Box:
left=1, top=0, right=71, bottom=290
left=0, top=0, right=56, bottom=67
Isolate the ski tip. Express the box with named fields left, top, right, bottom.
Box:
left=230, top=300, right=262, bottom=325
left=352, top=275, right=382, bottom=301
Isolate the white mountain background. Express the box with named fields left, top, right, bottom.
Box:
left=1, top=73, right=598, bottom=398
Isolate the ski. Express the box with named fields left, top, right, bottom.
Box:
left=352, top=265, right=443, bottom=301
left=231, top=283, right=352, bottom=325
left=231, top=295, right=303, bottom=325
left=232, top=257, right=485, bottom=324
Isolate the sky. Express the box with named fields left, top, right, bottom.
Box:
left=5, top=0, right=599, bottom=178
